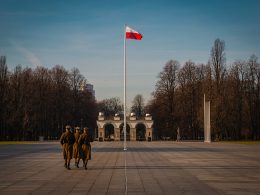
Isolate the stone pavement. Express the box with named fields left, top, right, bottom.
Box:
left=0, top=141, right=260, bottom=195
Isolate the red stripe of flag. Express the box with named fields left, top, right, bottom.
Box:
left=125, top=26, right=143, bottom=40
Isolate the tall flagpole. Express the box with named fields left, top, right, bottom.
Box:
left=124, top=24, right=127, bottom=151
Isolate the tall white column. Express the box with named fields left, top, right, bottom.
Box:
left=123, top=25, right=127, bottom=150
left=204, top=94, right=211, bottom=143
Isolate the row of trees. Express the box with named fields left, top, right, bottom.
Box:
left=0, top=57, right=97, bottom=141
left=146, top=39, right=260, bottom=140
left=97, top=95, right=146, bottom=119
left=1, top=38, right=259, bottom=141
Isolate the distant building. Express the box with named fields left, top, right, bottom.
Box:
left=97, top=112, right=153, bottom=141
left=80, top=83, right=95, bottom=98
left=86, top=84, right=95, bottom=97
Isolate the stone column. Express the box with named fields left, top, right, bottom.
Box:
left=99, top=128, right=104, bottom=142
left=146, top=128, right=152, bottom=141
left=130, top=128, right=136, bottom=141
left=114, top=128, right=120, bottom=141
left=204, top=95, right=211, bottom=143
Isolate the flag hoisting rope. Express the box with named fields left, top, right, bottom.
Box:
left=123, top=25, right=142, bottom=151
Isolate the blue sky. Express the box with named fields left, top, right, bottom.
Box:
left=1, top=0, right=260, bottom=107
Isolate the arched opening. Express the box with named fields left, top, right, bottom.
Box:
left=104, top=124, right=115, bottom=141
left=120, top=123, right=130, bottom=141
left=136, top=123, right=146, bottom=141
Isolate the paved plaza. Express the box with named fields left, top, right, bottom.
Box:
left=0, top=141, right=260, bottom=195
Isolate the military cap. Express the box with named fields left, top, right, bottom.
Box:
left=65, top=125, right=71, bottom=129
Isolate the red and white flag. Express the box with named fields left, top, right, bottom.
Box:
left=125, top=26, right=143, bottom=40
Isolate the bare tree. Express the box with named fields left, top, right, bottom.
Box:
left=0, top=56, right=8, bottom=140
left=154, top=60, right=180, bottom=138
left=211, top=38, right=226, bottom=93
left=50, top=65, right=70, bottom=136
left=226, top=61, right=247, bottom=139
left=177, top=61, right=201, bottom=139
left=0, top=61, right=97, bottom=141
left=7, top=66, right=35, bottom=140
left=210, top=38, right=227, bottom=140
left=245, top=55, right=260, bottom=139
left=98, top=97, right=123, bottom=118
left=69, top=67, right=85, bottom=126
left=131, top=94, right=145, bottom=118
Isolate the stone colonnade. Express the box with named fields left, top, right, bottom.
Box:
left=97, top=115, right=153, bottom=141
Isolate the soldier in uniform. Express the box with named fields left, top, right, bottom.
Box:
left=60, top=125, right=75, bottom=170
left=78, top=127, right=92, bottom=170
left=73, top=126, right=81, bottom=168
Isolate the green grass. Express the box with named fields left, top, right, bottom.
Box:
left=0, top=141, right=38, bottom=145
left=221, top=141, right=260, bottom=145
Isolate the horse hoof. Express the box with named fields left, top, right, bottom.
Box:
left=67, top=167, right=71, bottom=170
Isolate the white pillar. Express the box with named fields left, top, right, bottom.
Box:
left=204, top=94, right=211, bottom=143
left=123, top=25, right=127, bottom=150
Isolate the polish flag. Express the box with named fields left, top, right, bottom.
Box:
left=125, top=26, right=143, bottom=40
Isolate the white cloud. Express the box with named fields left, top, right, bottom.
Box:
left=10, top=40, right=42, bottom=66
left=16, top=47, right=42, bottom=66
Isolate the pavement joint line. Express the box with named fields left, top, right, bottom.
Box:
left=0, top=156, right=48, bottom=191
left=105, top=145, right=121, bottom=195
left=1, top=141, right=260, bottom=194
left=87, top=142, right=120, bottom=194
left=124, top=149, right=128, bottom=195
left=31, top=145, right=102, bottom=194
left=131, top=144, right=146, bottom=193
left=87, top=149, right=111, bottom=194
left=140, top=142, right=164, bottom=193
left=152, top=142, right=222, bottom=194
left=29, top=161, right=66, bottom=193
